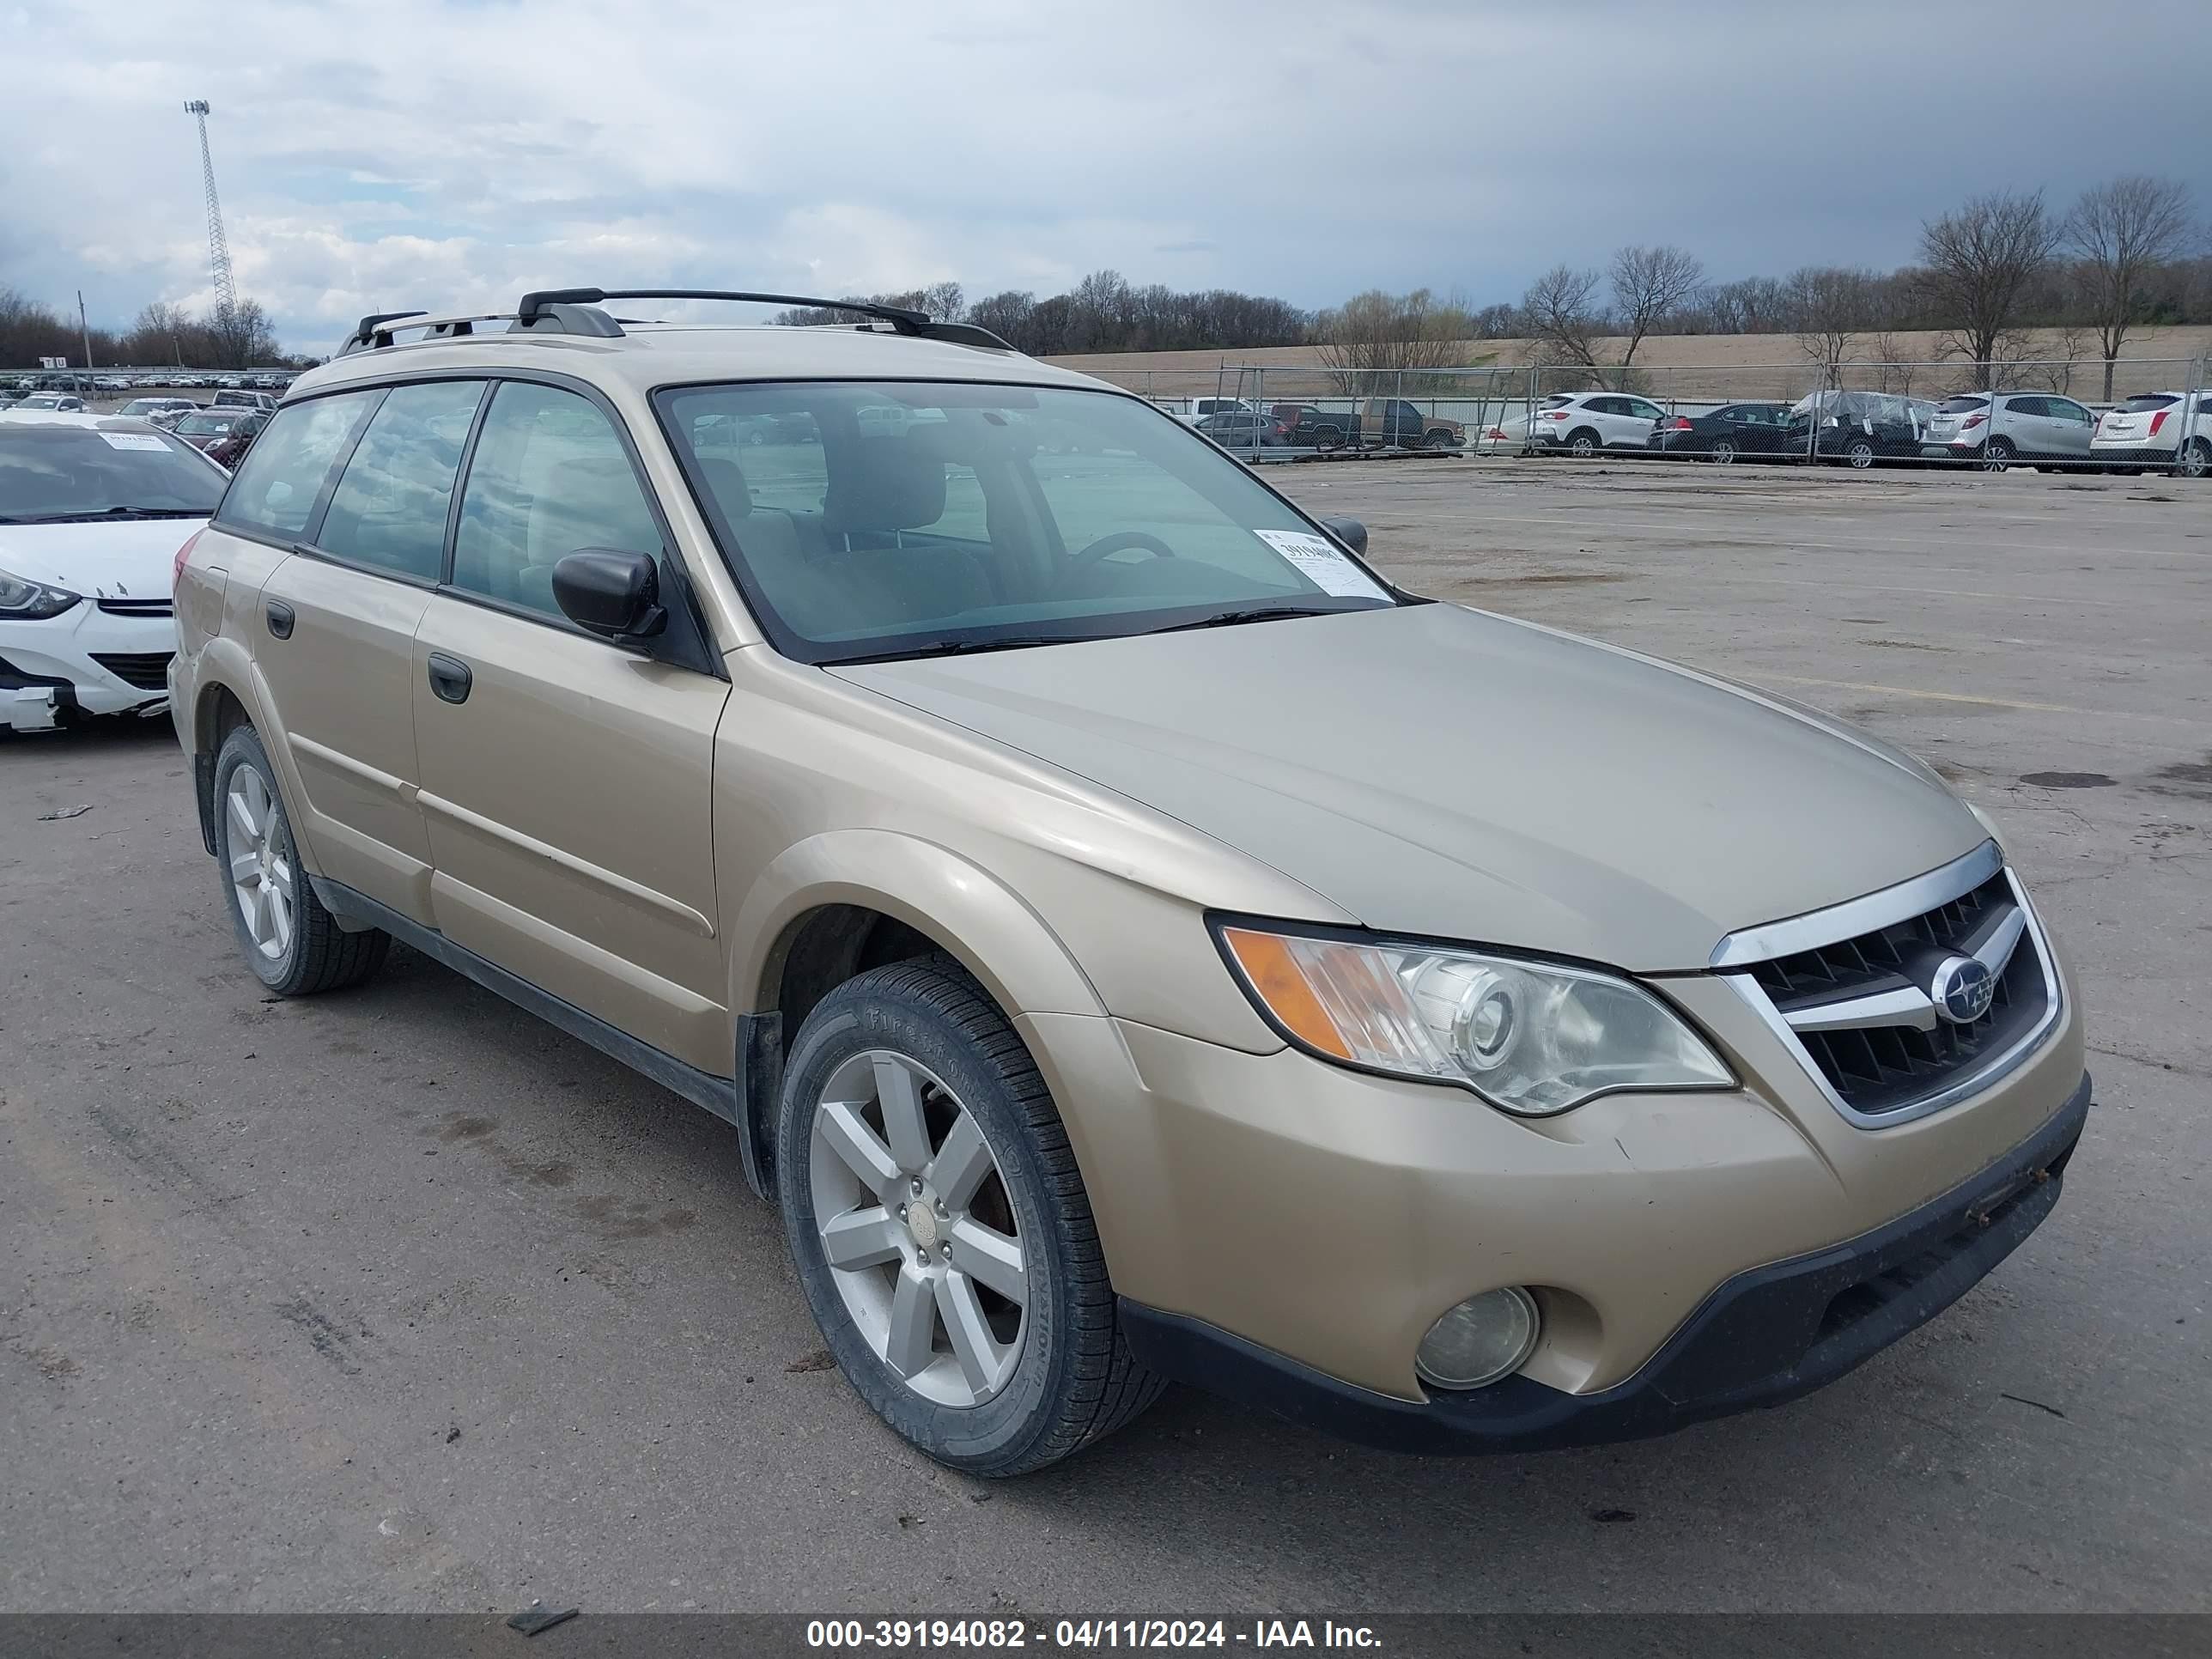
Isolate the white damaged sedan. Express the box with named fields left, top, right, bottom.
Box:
left=0, top=411, right=226, bottom=732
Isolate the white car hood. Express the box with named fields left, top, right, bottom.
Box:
left=0, top=516, right=204, bottom=600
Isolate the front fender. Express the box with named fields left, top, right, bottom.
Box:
left=730, top=829, right=1106, bottom=1022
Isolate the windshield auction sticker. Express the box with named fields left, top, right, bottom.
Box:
left=99, top=432, right=171, bottom=451
left=1252, top=529, right=1388, bottom=599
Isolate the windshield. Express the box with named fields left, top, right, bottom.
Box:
left=657, top=381, right=1395, bottom=664
left=1936, top=397, right=1988, bottom=413
left=2119, top=395, right=2179, bottom=411
left=0, top=423, right=225, bottom=520
left=176, top=412, right=239, bottom=434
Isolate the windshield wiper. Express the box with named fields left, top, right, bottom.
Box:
left=1142, top=605, right=1347, bottom=635
left=835, top=634, right=1108, bottom=665
left=25, top=506, right=209, bottom=523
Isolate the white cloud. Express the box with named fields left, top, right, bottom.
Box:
left=2, top=0, right=2206, bottom=354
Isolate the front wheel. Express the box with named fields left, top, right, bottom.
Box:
left=1311, top=425, right=1344, bottom=453
left=776, top=957, right=1163, bottom=1475
left=212, top=725, right=389, bottom=994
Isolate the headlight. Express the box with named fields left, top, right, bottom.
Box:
left=1217, top=924, right=1733, bottom=1115
left=0, top=567, right=81, bottom=619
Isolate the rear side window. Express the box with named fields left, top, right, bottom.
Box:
left=317, top=380, right=487, bottom=581
left=218, top=391, right=380, bottom=540
left=450, top=382, right=662, bottom=620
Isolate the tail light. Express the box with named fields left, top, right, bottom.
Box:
left=1485, top=427, right=1509, bottom=440
left=1544, top=410, right=1569, bottom=421
left=1670, top=416, right=1692, bottom=429
left=1961, top=412, right=1986, bottom=430
left=173, top=527, right=204, bottom=592
left=2148, top=411, right=2170, bottom=435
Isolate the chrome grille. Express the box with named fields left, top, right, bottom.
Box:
left=1717, top=844, right=2060, bottom=1127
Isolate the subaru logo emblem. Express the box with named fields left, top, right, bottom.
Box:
left=1929, top=955, right=1996, bottom=1025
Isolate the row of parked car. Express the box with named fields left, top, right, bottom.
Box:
left=1184, top=398, right=1468, bottom=452
left=1493, top=388, right=2212, bottom=475
left=4, top=369, right=296, bottom=395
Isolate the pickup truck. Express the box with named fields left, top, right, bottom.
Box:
left=1271, top=400, right=1462, bottom=451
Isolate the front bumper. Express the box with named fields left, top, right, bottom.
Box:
left=1122, top=1071, right=2088, bottom=1454
left=0, top=606, right=175, bottom=731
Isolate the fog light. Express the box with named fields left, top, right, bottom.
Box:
left=1415, top=1287, right=1540, bottom=1390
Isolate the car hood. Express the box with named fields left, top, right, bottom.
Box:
left=0, top=515, right=204, bottom=599
left=833, top=603, right=1986, bottom=973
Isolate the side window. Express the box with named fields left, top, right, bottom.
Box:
left=317, top=380, right=486, bottom=580
left=451, top=381, right=662, bottom=620
left=2053, top=398, right=2093, bottom=424
left=1626, top=399, right=1664, bottom=421
left=217, top=390, right=380, bottom=540
left=2004, top=396, right=2045, bottom=419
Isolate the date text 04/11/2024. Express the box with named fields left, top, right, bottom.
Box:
left=805, top=1619, right=1382, bottom=1649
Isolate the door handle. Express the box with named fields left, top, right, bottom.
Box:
left=264, top=599, right=294, bottom=640
left=426, top=652, right=473, bottom=705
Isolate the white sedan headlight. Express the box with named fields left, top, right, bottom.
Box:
left=0, top=567, right=82, bottom=620
left=1218, top=924, right=1733, bottom=1115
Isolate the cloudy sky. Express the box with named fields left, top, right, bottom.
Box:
left=4, top=0, right=2207, bottom=354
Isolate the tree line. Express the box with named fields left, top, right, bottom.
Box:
left=783, top=176, right=2203, bottom=400
left=0, top=290, right=292, bottom=372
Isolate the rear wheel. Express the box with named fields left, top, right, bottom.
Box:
left=212, top=726, right=389, bottom=995
left=1982, top=437, right=2015, bottom=471
left=1425, top=429, right=1456, bottom=451
left=1567, top=428, right=1600, bottom=459
left=1710, top=437, right=1737, bottom=465
left=1844, top=437, right=1876, bottom=469
left=776, top=957, right=1162, bottom=1475
left=2179, top=438, right=2210, bottom=480
left=1312, top=425, right=1344, bottom=453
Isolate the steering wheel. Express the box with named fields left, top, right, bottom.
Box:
left=1070, top=530, right=1177, bottom=567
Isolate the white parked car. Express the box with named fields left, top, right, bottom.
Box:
left=1529, top=391, right=1669, bottom=456
left=118, top=396, right=201, bottom=425
left=0, top=413, right=225, bottom=732
left=1920, top=392, right=2098, bottom=469
left=1176, top=397, right=1258, bottom=428
left=2090, top=392, right=2211, bottom=477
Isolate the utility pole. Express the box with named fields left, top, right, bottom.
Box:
left=77, top=290, right=94, bottom=373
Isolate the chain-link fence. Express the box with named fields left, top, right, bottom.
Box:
left=1100, top=353, right=2212, bottom=477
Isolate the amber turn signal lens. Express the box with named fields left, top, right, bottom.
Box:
left=1220, top=927, right=1352, bottom=1060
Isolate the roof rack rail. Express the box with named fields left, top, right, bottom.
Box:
left=335, top=302, right=625, bottom=357
left=513, top=288, right=1013, bottom=351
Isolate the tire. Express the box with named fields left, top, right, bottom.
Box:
left=1425, top=429, right=1457, bottom=451
left=1312, top=425, right=1343, bottom=453
left=2179, top=438, right=2211, bottom=480
left=211, top=725, right=390, bottom=995
left=1844, top=438, right=1876, bottom=469
left=1710, top=437, right=1737, bottom=465
left=775, top=957, right=1164, bottom=1476
left=1567, top=428, right=1600, bottom=459
left=1982, top=437, right=2015, bottom=472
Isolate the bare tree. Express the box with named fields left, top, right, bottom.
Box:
left=1316, top=289, right=1474, bottom=392
left=2066, top=175, right=2195, bottom=400
left=1918, top=190, right=2062, bottom=389
left=1610, top=245, right=1705, bottom=367
left=1520, top=264, right=1604, bottom=373
left=1785, top=265, right=1877, bottom=386
left=1869, top=334, right=1917, bottom=395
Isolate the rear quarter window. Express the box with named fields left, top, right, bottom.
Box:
left=217, top=391, right=382, bottom=541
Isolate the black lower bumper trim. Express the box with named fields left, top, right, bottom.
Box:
left=1122, top=1073, right=2091, bottom=1455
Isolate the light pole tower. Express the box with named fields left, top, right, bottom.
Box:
left=184, top=100, right=237, bottom=329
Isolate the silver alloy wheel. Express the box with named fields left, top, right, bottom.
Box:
left=1983, top=441, right=2013, bottom=472
left=810, top=1049, right=1028, bottom=1408
left=1711, top=438, right=1736, bottom=464
left=1571, top=433, right=1596, bottom=458
left=2181, top=440, right=2209, bottom=479
left=225, top=765, right=294, bottom=961
left=1847, top=439, right=1875, bottom=468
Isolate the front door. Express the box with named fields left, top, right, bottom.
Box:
left=408, top=378, right=732, bottom=1073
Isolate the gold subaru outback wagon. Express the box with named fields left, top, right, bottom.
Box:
left=169, top=289, right=2089, bottom=1474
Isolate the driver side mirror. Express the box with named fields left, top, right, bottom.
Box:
left=1318, top=516, right=1368, bottom=556
left=553, top=549, right=667, bottom=641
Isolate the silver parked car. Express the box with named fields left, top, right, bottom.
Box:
left=1921, top=392, right=2099, bottom=470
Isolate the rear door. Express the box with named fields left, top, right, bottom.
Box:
left=409, top=377, right=732, bottom=1072
left=215, top=385, right=459, bottom=924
